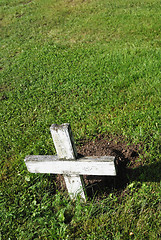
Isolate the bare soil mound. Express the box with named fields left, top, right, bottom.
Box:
left=55, top=136, right=143, bottom=198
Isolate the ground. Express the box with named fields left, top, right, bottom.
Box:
left=55, top=136, right=142, bottom=199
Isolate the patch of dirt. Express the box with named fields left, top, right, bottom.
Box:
left=55, top=135, right=143, bottom=198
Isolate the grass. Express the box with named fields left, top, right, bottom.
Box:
left=0, top=0, right=161, bottom=239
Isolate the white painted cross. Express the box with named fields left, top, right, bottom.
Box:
left=25, top=123, right=116, bottom=201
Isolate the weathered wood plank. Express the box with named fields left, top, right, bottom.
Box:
left=25, top=155, right=116, bottom=176
left=50, top=123, right=86, bottom=199
left=64, top=174, right=85, bottom=199
left=50, top=123, right=77, bottom=160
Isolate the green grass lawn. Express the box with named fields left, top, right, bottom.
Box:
left=0, top=0, right=161, bottom=239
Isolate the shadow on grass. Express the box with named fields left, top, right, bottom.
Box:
left=126, top=160, right=161, bottom=183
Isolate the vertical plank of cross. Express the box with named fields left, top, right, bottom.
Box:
left=50, top=123, right=86, bottom=200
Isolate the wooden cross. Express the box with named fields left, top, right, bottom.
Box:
left=25, top=123, right=116, bottom=201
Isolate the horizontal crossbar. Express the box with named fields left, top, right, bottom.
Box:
left=25, top=155, right=116, bottom=176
